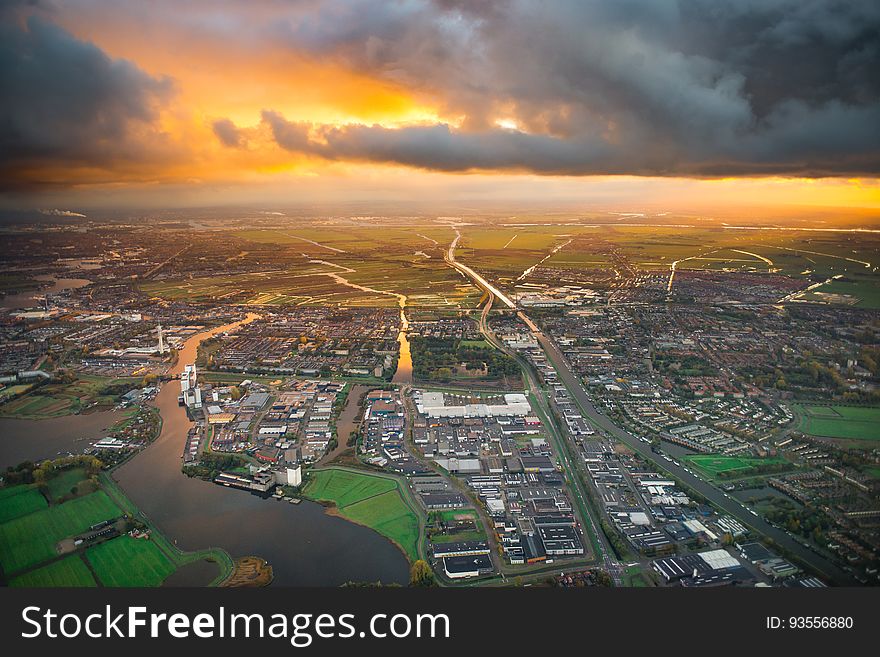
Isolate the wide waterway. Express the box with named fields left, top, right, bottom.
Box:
left=113, top=314, right=409, bottom=586
left=0, top=276, right=92, bottom=309
left=0, top=410, right=128, bottom=468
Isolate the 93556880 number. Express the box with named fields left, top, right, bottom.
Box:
left=766, top=616, right=854, bottom=630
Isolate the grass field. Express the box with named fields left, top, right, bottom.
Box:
left=9, top=555, right=96, bottom=587
left=304, top=468, right=420, bottom=561
left=683, top=454, right=790, bottom=478
left=45, top=468, right=91, bottom=502
left=0, top=490, right=121, bottom=575
left=0, top=485, right=48, bottom=524
left=0, top=375, right=140, bottom=419
left=86, top=535, right=175, bottom=587
left=304, top=468, right=397, bottom=507
left=141, top=226, right=481, bottom=309
left=795, top=405, right=880, bottom=442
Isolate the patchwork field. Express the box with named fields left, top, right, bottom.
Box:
left=9, top=555, right=96, bottom=588
left=141, top=226, right=482, bottom=309
left=0, top=375, right=140, bottom=419
left=0, top=485, right=48, bottom=524
left=0, top=490, right=121, bottom=575
left=304, top=468, right=420, bottom=561
left=86, top=535, right=176, bottom=587
left=795, top=405, right=880, bottom=442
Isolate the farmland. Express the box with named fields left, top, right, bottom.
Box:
left=0, top=375, right=141, bottom=419
left=0, top=489, right=121, bottom=575
left=141, top=225, right=482, bottom=309
left=1, top=472, right=234, bottom=586
left=795, top=405, right=880, bottom=443
left=0, top=485, right=48, bottom=524
left=86, top=535, right=176, bottom=587
left=9, top=554, right=96, bottom=588
left=303, top=468, right=421, bottom=562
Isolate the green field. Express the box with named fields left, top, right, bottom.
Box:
left=86, top=535, right=175, bottom=587
left=304, top=468, right=420, bottom=561
left=9, top=555, right=96, bottom=587
left=0, top=490, right=121, bottom=575
left=683, top=454, right=790, bottom=478
left=0, top=486, right=48, bottom=524
left=795, top=405, right=880, bottom=442
left=304, top=468, right=397, bottom=506
left=140, top=226, right=481, bottom=309
left=45, top=468, right=91, bottom=502
left=0, top=375, right=140, bottom=419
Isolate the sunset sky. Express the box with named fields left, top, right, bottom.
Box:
left=1, top=0, right=879, bottom=212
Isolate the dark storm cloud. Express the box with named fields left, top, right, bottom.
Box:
left=0, top=13, right=174, bottom=182
left=251, top=0, right=880, bottom=176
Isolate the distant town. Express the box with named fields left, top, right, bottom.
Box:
left=0, top=212, right=878, bottom=588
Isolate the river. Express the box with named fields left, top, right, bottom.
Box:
left=0, top=276, right=92, bottom=309
left=391, top=297, right=413, bottom=384
left=112, top=314, right=409, bottom=586
left=0, top=410, right=128, bottom=468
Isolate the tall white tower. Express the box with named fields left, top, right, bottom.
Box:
left=157, top=323, right=167, bottom=355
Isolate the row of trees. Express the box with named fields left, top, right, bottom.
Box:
left=182, top=452, right=249, bottom=480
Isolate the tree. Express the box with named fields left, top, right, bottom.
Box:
left=229, top=385, right=242, bottom=400
left=409, top=560, right=435, bottom=587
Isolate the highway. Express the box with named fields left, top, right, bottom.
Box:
left=446, top=235, right=623, bottom=583
left=533, top=331, right=858, bottom=586
left=446, top=234, right=856, bottom=586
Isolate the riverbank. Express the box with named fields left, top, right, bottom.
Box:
left=302, top=466, right=424, bottom=563
left=112, top=316, right=410, bottom=586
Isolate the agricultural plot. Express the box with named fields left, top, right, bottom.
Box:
left=86, top=535, right=175, bottom=587
left=0, top=490, right=121, bottom=575
left=0, top=375, right=139, bottom=418
left=9, top=555, right=96, bottom=588
left=795, top=405, right=880, bottom=443
left=143, top=231, right=482, bottom=309
left=304, top=469, right=420, bottom=561
left=0, top=486, right=47, bottom=523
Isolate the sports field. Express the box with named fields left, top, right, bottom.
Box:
left=86, top=535, right=176, bottom=587
left=0, top=485, right=48, bottom=524
left=304, top=468, right=420, bottom=561
left=0, top=490, right=121, bottom=575
left=9, top=555, right=96, bottom=588
left=795, top=405, right=880, bottom=442
left=683, top=454, right=789, bottom=478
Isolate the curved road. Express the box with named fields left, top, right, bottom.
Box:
left=446, top=235, right=622, bottom=583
